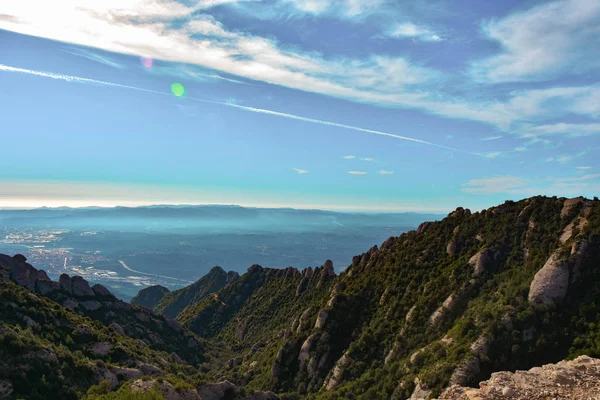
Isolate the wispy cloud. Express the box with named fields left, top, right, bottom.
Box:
left=521, top=123, right=600, bottom=138
left=292, top=168, right=309, bottom=174
left=0, top=63, right=485, bottom=157
left=2, top=0, right=598, bottom=143
left=577, top=166, right=592, bottom=170
left=482, top=152, right=501, bottom=159
left=378, top=170, right=394, bottom=175
left=471, top=0, right=600, bottom=82
left=388, top=22, right=443, bottom=42
left=360, top=157, right=374, bottom=161
left=343, top=155, right=356, bottom=159
left=462, top=176, right=529, bottom=194
left=62, top=48, right=123, bottom=69
left=481, top=136, right=503, bottom=141
left=348, top=171, right=368, bottom=175
left=462, top=174, right=600, bottom=196
left=281, top=0, right=384, bottom=17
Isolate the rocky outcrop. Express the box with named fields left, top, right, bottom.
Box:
left=469, top=250, right=492, bottom=277
left=131, top=379, right=201, bottom=400
left=152, top=266, right=239, bottom=318
left=323, top=352, right=351, bottom=390
left=528, top=249, right=570, bottom=305
left=197, top=381, right=240, bottom=400
left=441, top=356, right=600, bottom=400
left=429, top=294, right=459, bottom=327
left=409, top=378, right=432, bottom=400
left=131, top=285, right=170, bottom=308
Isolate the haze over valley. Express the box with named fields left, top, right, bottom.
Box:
left=0, top=206, right=439, bottom=300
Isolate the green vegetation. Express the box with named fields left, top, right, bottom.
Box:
left=2, top=196, right=600, bottom=399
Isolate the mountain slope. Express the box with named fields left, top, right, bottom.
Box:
left=153, top=266, right=239, bottom=318
left=166, top=196, right=600, bottom=399
left=130, top=285, right=169, bottom=309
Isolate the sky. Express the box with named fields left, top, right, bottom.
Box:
left=0, top=0, right=598, bottom=213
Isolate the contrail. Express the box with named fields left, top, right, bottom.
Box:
left=0, top=63, right=483, bottom=157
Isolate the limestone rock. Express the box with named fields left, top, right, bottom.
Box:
left=92, top=342, right=112, bottom=357
left=409, top=378, right=431, bottom=400
left=315, top=308, right=329, bottom=329
left=109, top=322, right=126, bottom=336
left=440, top=356, right=600, bottom=400
left=131, top=379, right=201, bottom=400
left=81, top=300, right=102, bottom=311
left=91, top=284, right=113, bottom=298
left=528, top=250, right=569, bottom=305
left=59, top=274, right=72, bottom=293
left=71, top=276, right=95, bottom=297
left=323, top=352, right=351, bottom=391
left=469, top=250, right=492, bottom=277
left=197, top=381, right=239, bottom=400
left=248, top=392, right=279, bottom=400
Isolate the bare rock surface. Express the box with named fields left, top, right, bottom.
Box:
left=440, top=355, right=600, bottom=399
left=528, top=250, right=570, bottom=305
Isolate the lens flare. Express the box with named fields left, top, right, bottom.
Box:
left=170, top=82, right=185, bottom=97
left=140, top=57, right=153, bottom=68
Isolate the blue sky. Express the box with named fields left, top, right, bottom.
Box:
left=0, top=0, right=598, bottom=212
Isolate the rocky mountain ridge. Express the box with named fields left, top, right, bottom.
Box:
left=2, top=195, right=600, bottom=399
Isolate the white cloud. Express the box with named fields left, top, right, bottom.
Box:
left=2, top=0, right=599, bottom=143
left=463, top=174, right=600, bottom=196
left=282, top=0, right=384, bottom=17
left=0, top=63, right=486, bottom=157
left=558, top=155, right=573, bottom=164
left=360, top=157, right=374, bottom=161
left=348, top=171, right=367, bottom=175
left=378, top=170, right=394, bottom=175
left=343, top=155, right=356, bottom=159
left=483, top=152, right=501, bottom=159
left=521, top=123, right=600, bottom=138
left=471, top=0, right=600, bottom=82
left=462, top=176, right=529, bottom=194
left=292, top=168, right=309, bottom=174
left=577, top=166, right=592, bottom=170
left=515, top=146, right=526, bottom=152
left=389, top=22, right=443, bottom=42
left=481, top=136, right=503, bottom=141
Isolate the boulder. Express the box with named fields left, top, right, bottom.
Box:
left=109, top=323, right=126, bottom=336
left=249, top=392, right=279, bottom=400
left=59, top=274, right=73, bottom=293
left=409, top=378, right=431, bottom=400
left=197, top=381, right=239, bottom=400
left=170, top=352, right=184, bottom=364
left=92, top=284, right=113, bottom=298
left=295, top=277, right=309, bottom=296
left=528, top=250, right=570, bottom=305
left=71, top=276, right=94, bottom=297
left=92, top=342, right=112, bottom=357
left=469, top=250, right=492, bottom=277
left=315, top=308, right=329, bottom=329
left=81, top=300, right=102, bottom=311
left=37, top=280, right=59, bottom=295
left=323, top=352, right=351, bottom=391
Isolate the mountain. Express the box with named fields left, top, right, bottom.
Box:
left=130, top=285, right=170, bottom=309
left=2, top=195, right=600, bottom=399
left=165, top=195, right=600, bottom=398
left=152, top=266, right=239, bottom=318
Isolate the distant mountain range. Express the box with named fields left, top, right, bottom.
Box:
left=1, top=196, right=600, bottom=399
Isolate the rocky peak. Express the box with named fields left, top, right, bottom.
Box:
left=131, top=285, right=170, bottom=309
